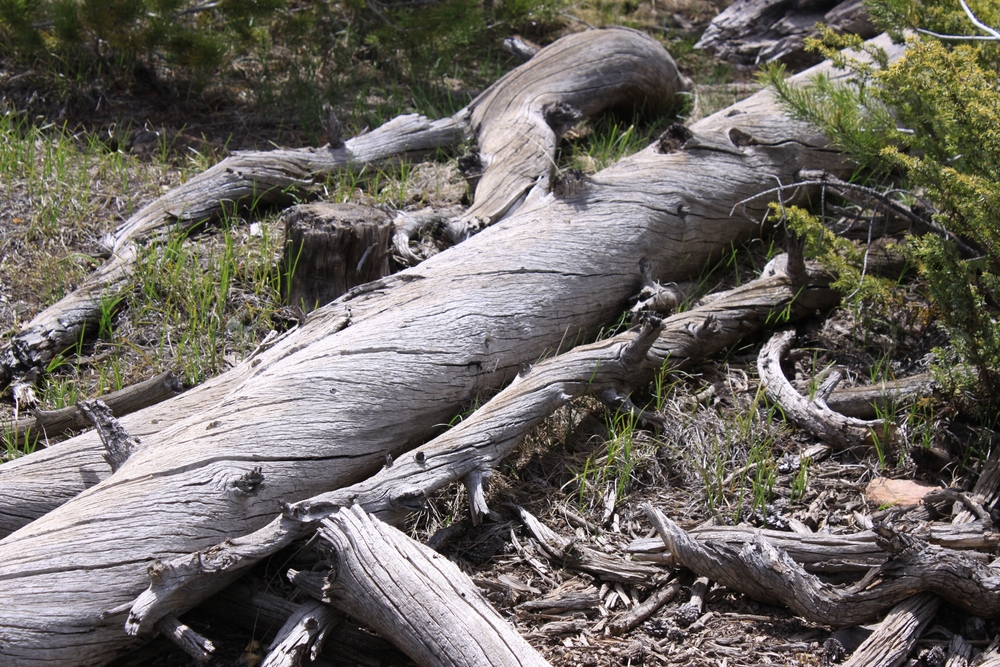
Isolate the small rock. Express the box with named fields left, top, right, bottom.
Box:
left=865, top=478, right=937, bottom=508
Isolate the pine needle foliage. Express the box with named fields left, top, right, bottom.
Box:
left=762, top=0, right=1000, bottom=418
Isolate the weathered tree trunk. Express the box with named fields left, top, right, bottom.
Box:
left=0, top=27, right=688, bottom=389
left=0, top=27, right=687, bottom=538
left=0, top=32, right=903, bottom=666
left=121, top=255, right=835, bottom=639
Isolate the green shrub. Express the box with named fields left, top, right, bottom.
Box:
left=762, top=0, right=1000, bottom=418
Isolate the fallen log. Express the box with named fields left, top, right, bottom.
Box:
left=0, top=27, right=689, bottom=538
left=0, top=27, right=690, bottom=389
left=0, top=33, right=903, bottom=665
left=825, top=373, right=935, bottom=419
left=643, top=505, right=1000, bottom=626
left=122, top=257, right=836, bottom=636
left=8, top=370, right=183, bottom=448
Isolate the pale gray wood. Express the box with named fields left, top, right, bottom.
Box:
left=154, top=614, right=215, bottom=663
left=840, top=594, right=940, bottom=667
left=0, top=28, right=685, bottom=388
left=674, top=576, right=710, bottom=626
left=198, top=582, right=405, bottom=667
left=123, top=257, right=836, bottom=635
left=313, top=505, right=550, bottom=667
left=954, top=447, right=1000, bottom=525
left=825, top=373, right=935, bottom=419
left=0, top=112, right=465, bottom=388
left=759, top=329, right=889, bottom=448
left=626, top=522, right=1000, bottom=571
left=513, top=505, right=662, bottom=585
left=607, top=580, right=682, bottom=635
left=946, top=635, right=973, bottom=667
left=76, top=400, right=138, bottom=472
left=0, top=34, right=904, bottom=665
left=643, top=505, right=1000, bottom=627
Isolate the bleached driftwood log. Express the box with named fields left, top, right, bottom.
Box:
left=258, top=599, right=342, bottom=667
left=0, top=27, right=690, bottom=389
left=124, top=260, right=836, bottom=638
left=0, top=27, right=688, bottom=538
left=0, top=33, right=903, bottom=666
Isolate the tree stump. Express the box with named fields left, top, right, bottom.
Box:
left=283, top=203, right=393, bottom=312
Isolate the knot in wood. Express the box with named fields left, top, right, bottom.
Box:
left=657, top=123, right=693, bottom=154
left=542, top=101, right=583, bottom=136
left=552, top=169, right=591, bottom=199
left=230, top=466, right=265, bottom=498
left=728, top=127, right=756, bottom=148
left=390, top=488, right=427, bottom=513
left=457, top=152, right=484, bottom=179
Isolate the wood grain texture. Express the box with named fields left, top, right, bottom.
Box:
left=312, top=505, right=550, bottom=667
left=0, top=28, right=685, bottom=387
left=0, top=34, right=904, bottom=665
left=122, top=257, right=835, bottom=634
left=644, top=505, right=1000, bottom=627
left=840, top=594, right=940, bottom=667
